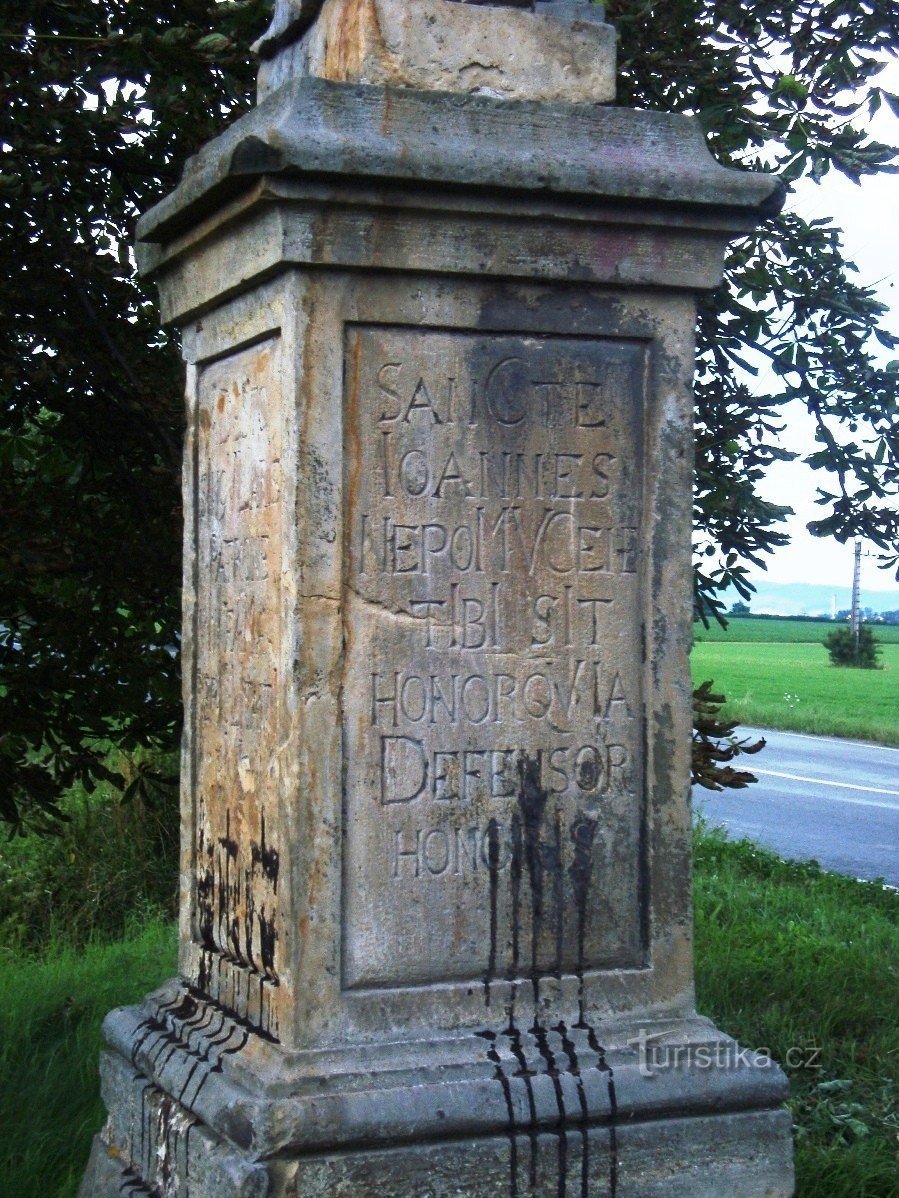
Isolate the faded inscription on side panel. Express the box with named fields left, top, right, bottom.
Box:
left=343, top=328, right=647, bottom=990
left=192, top=338, right=283, bottom=1037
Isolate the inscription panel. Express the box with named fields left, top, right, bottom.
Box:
left=343, top=327, right=648, bottom=990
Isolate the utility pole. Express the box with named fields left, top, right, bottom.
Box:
left=850, top=538, right=862, bottom=649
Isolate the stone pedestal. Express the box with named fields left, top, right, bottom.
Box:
left=81, top=3, right=793, bottom=1195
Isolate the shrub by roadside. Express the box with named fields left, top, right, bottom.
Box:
left=824, top=625, right=883, bottom=670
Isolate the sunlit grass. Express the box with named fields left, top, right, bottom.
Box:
left=692, top=641, right=899, bottom=744
left=694, top=827, right=899, bottom=1198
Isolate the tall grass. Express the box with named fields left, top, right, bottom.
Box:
left=0, top=768, right=178, bottom=952
left=0, top=918, right=176, bottom=1198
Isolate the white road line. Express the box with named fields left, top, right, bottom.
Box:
left=753, top=768, right=899, bottom=808
left=744, top=727, right=899, bottom=754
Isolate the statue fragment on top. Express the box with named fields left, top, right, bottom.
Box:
left=254, top=0, right=613, bottom=103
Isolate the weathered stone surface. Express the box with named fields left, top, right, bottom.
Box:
left=278, top=1109, right=794, bottom=1197
left=255, top=0, right=616, bottom=103
left=82, top=993, right=794, bottom=1196
left=135, top=80, right=783, bottom=254
left=81, top=16, right=794, bottom=1196
left=160, top=269, right=707, bottom=1054
left=191, top=338, right=287, bottom=1039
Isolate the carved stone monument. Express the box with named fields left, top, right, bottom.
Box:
left=81, top=1, right=795, bottom=1194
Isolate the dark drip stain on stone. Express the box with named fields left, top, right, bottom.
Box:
left=158, top=1093, right=176, bottom=1193
left=477, top=1030, right=519, bottom=1198
left=251, top=810, right=280, bottom=891
left=531, top=1020, right=567, bottom=1198
left=550, top=810, right=565, bottom=980
left=585, top=1024, right=619, bottom=1198
left=517, top=751, right=548, bottom=1006
left=509, top=809, right=523, bottom=1002
left=123, top=986, right=262, bottom=1182
left=119, top=1163, right=156, bottom=1196
left=506, top=1021, right=540, bottom=1194
left=477, top=750, right=621, bottom=1198
left=484, top=817, right=502, bottom=1006
left=568, top=812, right=599, bottom=1025
left=555, top=1021, right=590, bottom=1198
left=192, top=801, right=281, bottom=1037
left=124, top=1070, right=202, bottom=1195
left=174, top=1003, right=228, bottom=1106
left=184, top=984, right=280, bottom=1045
left=259, top=905, right=278, bottom=976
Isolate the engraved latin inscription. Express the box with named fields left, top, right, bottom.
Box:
left=343, top=328, right=647, bottom=989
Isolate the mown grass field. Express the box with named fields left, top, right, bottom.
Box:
left=694, top=616, right=899, bottom=645
left=692, top=618, right=899, bottom=744
left=2, top=832, right=897, bottom=1198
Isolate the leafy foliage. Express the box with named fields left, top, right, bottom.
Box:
left=0, top=758, right=178, bottom=951
left=1, top=0, right=897, bottom=828
left=823, top=624, right=883, bottom=668
left=692, top=680, right=766, bottom=790
left=609, top=0, right=899, bottom=617
left=0, top=1, right=272, bottom=831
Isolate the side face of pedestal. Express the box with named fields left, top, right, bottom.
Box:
left=185, top=333, right=293, bottom=1043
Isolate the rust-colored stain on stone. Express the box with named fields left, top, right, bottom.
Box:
left=323, top=0, right=382, bottom=82
left=268, top=0, right=618, bottom=105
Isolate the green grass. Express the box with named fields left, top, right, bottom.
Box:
left=694, top=616, right=899, bottom=645
left=692, top=640, right=899, bottom=744
left=0, top=919, right=176, bottom=1198
left=3, top=833, right=898, bottom=1197
left=694, top=828, right=899, bottom=1198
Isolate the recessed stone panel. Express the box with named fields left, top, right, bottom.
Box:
left=342, top=326, right=649, bottom=990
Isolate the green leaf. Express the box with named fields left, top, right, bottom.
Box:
left=194, top=33, right=232, bottom=56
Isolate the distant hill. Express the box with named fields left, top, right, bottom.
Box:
left=723, top=580, right=899, bottom=618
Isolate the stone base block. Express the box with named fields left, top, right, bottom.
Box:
left=280, top=1108, right=794, bottom=1197
left=82, top=1095, right=793, bottom=1198
left=80, top=987, right=794, bottom=1198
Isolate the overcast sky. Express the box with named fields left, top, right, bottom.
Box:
left=745, top=58, right=898, bottom=595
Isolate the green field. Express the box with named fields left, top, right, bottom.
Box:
left=692, top=619, right=899, bottom=744
left=3, top=833, right=898, bottom=1198
left=694, top=616, right=899, bottom=645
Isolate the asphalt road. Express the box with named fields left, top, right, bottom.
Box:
left=694, top=726, right=899, bottom=887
